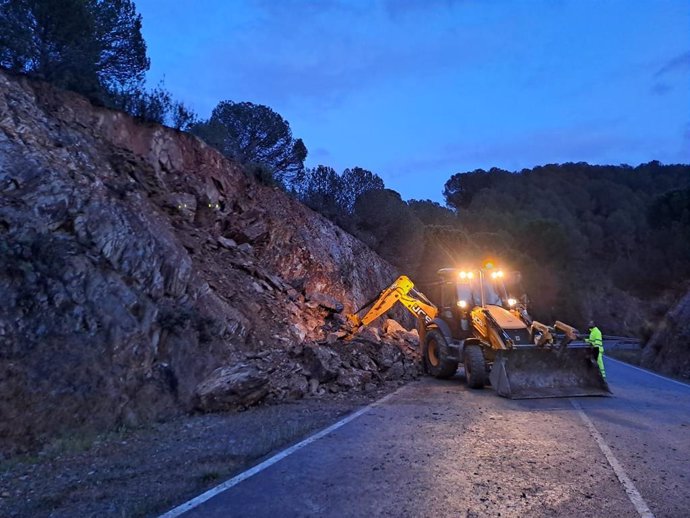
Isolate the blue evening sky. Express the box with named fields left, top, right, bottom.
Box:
left=135, top=0, right=690, bottom=202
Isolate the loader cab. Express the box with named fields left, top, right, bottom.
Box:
left=438, top=268, right=510, bottom=309
left=480, top=268, right=524, bottom=312
left=435, top=268, right=523, bottom=337
left=436, top=268, right=477, bottom=339
left=481, top=277, right=504, bottom=307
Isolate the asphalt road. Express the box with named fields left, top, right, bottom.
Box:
left=166, top=357, right=690, bottom=518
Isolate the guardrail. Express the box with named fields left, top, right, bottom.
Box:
left=602, top=335, right=642, bottom=351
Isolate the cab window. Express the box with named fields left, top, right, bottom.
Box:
left=441, top=282, right=455, bottom=309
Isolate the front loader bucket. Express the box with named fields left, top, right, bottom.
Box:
left=489, top=346, right=611, bottom=399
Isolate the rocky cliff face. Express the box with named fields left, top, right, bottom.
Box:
left=0, top=71, right=414, bottom=455
left=641, top=290, right=690, bottom=381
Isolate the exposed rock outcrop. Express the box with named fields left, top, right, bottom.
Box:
left=0, top=70, right=412, bottom=454
left=641, top=290, right=690, bottom=381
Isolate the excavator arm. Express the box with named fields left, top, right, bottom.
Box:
left=347, top=275, right=438, bottom=328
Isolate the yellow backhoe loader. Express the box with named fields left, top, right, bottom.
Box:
left=347, top=268, right=610, bottom=399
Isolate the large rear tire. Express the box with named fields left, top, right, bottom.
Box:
left=464, top=344, right=485, bottom=389
left=424, top=329, right=458, bottom=379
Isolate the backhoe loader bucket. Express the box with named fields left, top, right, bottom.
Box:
left=489, top=345, right=611, bottom=399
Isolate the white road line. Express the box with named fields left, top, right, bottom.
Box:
left=570, top=399, right=655, bottom=518
left=606, top=357, right=690, bottom=389
left=159, top=387, right=405, bottom=518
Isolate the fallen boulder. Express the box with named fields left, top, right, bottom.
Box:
left=301, top=345, right=342, bottom=382
left=383, top=318, right=419, bottom=345
left=194, top=364, right=269, bottom=412
left=375, top=342, right=403, bottom=369
left=385, top=361, right=405, bottom=380
left=358, top=326, right=381, bottom=343
left=337, top=368, right=373, bottom=389
left=383, top=318, right=407, bottom=335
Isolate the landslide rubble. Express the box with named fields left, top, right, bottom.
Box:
left=0, top=70, right=419, bottom=455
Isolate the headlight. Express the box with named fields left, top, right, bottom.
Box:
left=457, top=300, right=467, bottom=309
left=459, top=271, right=467, bottom=279
left=467, top=272, right=474, bottom=279
left=508, top=298, right=517, bottom=307
left=497, top=270, right=504, bottom=278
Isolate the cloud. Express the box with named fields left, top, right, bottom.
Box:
left=654, top=51, right=690, bottom=77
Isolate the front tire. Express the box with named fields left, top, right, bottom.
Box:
left=424, top=329, right=458, bottom=379
left=464, top=344, right=485, bottom=389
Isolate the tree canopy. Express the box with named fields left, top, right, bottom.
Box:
left=291, top=165, right=386, bottom=230
left=294, top=165, right=344, bottom=220
left=0, top=0, right=149, bottom=96
left=340, top=167, right=385, bottom=213
left=443, top=167, right=511, bottom=209
left=433, top=161, right=690, bottom=327
left=191, top=101, right=307, bottom=185
left=353, top=189, right=425, bottom=271
left=296, top=160, right=690, bottom=334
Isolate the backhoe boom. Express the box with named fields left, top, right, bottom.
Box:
left=347, top=275, right=438, bottom=328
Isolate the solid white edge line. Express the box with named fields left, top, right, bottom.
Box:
left=570, top=399, right=655, bottom=518
left=159, top=386, right=405, bottom=518
left=605, top=357, right=690, bottom=389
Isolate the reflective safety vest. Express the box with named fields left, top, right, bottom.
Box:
left=587, top=326, right=603, bottom=349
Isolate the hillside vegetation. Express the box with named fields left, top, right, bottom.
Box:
left=431, top=162, right=690, bottom=331
left=296, top=162, right=690, bottom=336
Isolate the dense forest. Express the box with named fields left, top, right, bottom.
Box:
left=2, top=1, right=689, bottom=336
left=292, top=162, right=690, bottom=336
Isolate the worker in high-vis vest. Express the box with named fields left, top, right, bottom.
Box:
left=586, top=320, right=605, bottom=378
